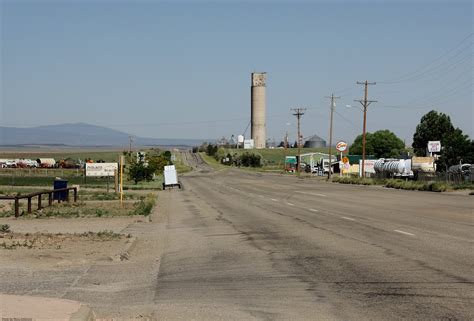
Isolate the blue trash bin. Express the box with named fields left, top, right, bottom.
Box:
left=53, top=179, right=68, bottom=201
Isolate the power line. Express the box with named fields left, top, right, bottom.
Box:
left=334, top=110, right=361, bottom=130
left=378, top=33, right=473, bottom=84
left=381, top=50, right=472, bottom=85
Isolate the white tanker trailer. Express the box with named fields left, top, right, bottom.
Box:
left=374, top=159, right=412, bottom=177
left=374, top=156, right=436, bottom=179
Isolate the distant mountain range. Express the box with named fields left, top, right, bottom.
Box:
left=0, top=123, right=208, bottom=147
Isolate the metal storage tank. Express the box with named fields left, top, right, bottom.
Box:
left=304, top=134, right=327, bottom=148
left=251, top=72, right=266, bottom=149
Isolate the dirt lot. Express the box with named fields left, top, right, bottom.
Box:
left=0, top=215, right=144, bottom=267
left=0, top=231, right=130, bottom=266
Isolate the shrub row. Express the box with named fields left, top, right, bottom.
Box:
left=331, top=176, right=379, bottom=185
left=332, top=176, right=449, bottom=192
left=384, top=179, right=448, bottom=192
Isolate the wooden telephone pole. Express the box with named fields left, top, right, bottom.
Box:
left=354, top=81, right=376, bottom=178
left=291, top=108, right=306, bottom=174
left=326, top=94, right=340, bottom=179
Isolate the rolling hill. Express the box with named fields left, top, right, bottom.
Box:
left=0, top=123, right=207, bottom=147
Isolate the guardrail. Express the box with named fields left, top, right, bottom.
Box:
left=0, top=187, right=78, bottom=217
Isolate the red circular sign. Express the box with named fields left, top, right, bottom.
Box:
left=336, top=141, right=348, bottom=152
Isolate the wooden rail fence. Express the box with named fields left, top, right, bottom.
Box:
left=0, top=187, right=78, bottom=217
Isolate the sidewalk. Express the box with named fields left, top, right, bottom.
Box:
left=0, top=294, right=95, bottom=321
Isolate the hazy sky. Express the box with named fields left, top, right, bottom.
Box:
left=1, top=0, right=472, bottom=144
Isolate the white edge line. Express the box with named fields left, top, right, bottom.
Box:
left=309, top=208, right=319, bottom=212
left=286, top=202, right=294, bottom=206
left=341, top=216, right=355, bottom=221
left=271, top=198, right=278, bottom=202
left=394, top=229, right=415, bottom=236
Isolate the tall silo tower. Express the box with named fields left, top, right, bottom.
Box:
left=251, top=72, right=266, bottom=149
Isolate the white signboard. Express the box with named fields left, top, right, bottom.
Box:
left=359, top=159, right=377, bottom=176
left=428, top=141, right=441, bottom=153
left=86, top=163, right=118, bottom=177
left=164, top=165, right=178, bottom=185
left=244, top=139, right=254, bottom=149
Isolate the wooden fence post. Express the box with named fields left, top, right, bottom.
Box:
left=27, top=197, right=32, bottom=213
left=15, top=197, right=19, bottom=217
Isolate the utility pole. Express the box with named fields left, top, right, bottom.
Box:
left=354, top=81, right=377, bottom=178
left=128, top=136, right=134, bottom=155
left=291, top=108, right=306, bottom=174
left=325, top=94, right=340, bottom=179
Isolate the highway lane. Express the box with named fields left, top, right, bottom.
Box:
left=152, top=155, right=473, bottom=320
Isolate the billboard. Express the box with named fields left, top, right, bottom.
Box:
left=86, top=163, right=118, bottom=177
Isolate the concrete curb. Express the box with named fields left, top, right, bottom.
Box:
left=70, top=305, right=96, bottom=321
left=111, top=236, right=138, bottom=261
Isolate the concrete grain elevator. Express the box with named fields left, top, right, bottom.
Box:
left=251, top=72, right=267, bottom=149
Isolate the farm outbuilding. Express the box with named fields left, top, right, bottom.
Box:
left=304, top=134, right=326, bottom=148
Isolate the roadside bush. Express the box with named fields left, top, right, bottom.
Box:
left=384, top=179, right=448, bottom=192
left=428, top=182, right=448, bottom=192
left=240, top=153, right=262, bottom=167
left=132, top=193, right=156, bottom=216
left=332, top=176, right=378, bottom=185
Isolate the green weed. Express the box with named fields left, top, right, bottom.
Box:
left=0, top=224, right=11, bottom=233
left=132, top=194, right=156, bottom=216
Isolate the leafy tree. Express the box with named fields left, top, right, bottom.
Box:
left=128, top=151, right=170, bottom=184
left=147, top=154, right=169, bottom=173
left=437, top=128, right=473, bottom=169
left=412, top=110, right=473, bottom=170
left=162, top=151, right=172, bottom=162
left=412, top=110, right=454, bottom=156
left=206, top=144, right=218, bottom=156
left=349, top=130, right=405, bottom=158
left=128, top=161, right=154, bottom=184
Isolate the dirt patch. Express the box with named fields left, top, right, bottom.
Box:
left=0, top=231, right=131, bottom=267
left=0, top=231, right=124, bottom=249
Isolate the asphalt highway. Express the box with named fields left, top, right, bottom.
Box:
left=2, top=152, right=472, bottom=320
left=151, top=152, right=473, bottom=320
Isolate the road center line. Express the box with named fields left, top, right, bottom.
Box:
left=341, top=216, right=355, bottom=221
left=295, top=191, right=327, bottom=197
left=309, top=208, right=319, bottom=212
left=271, top=198, right=278, bottom=202
left=394, top=229, right=415, bottom=236
left=286, top=202, right=294, bottom=206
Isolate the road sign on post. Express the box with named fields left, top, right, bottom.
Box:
left=428, top=141, right=441, bottom=153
